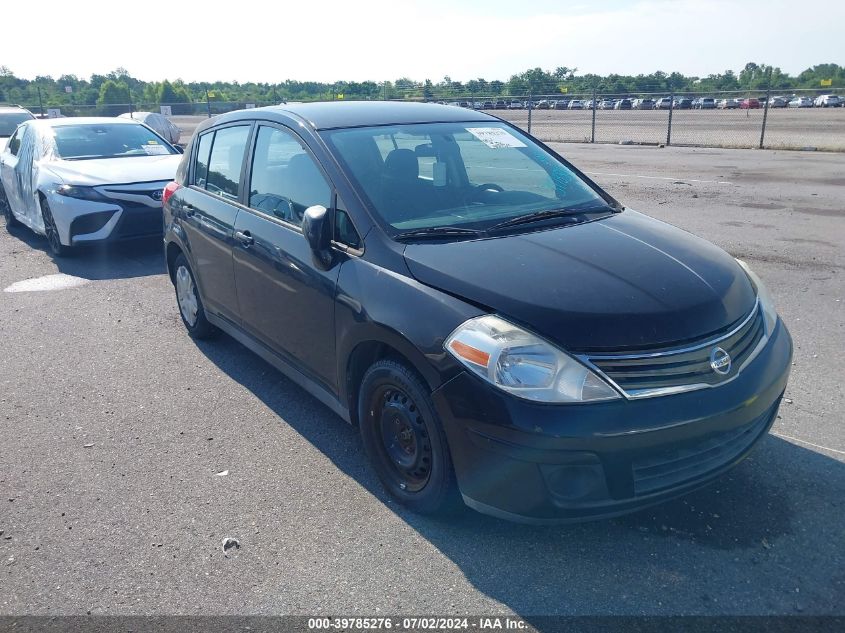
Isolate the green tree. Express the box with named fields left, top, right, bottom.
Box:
left=96, top=79, right=130, bottom=115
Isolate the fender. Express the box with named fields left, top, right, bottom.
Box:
left=335, top=256, right=484, bottom=411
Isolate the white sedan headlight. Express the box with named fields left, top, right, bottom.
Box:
left=735, top=259, right=778, bottom=335
left=444, top=315, right=620, bottom=403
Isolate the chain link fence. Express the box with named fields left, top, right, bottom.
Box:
left=12, top=88, right=845, bottom=151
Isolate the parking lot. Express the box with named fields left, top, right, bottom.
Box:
left=0, top=142, right=843, bottom=617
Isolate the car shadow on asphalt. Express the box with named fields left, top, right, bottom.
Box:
left=193, top=333, right=844, bottom=617
left=5, top=224, right=166, bottom=280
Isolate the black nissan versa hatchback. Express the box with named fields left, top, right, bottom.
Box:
left=162, top=102, right=792, bottom=523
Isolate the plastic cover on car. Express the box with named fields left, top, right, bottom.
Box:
left=118, top=112, right=181, bottom=144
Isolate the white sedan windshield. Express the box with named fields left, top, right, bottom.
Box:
left=50, top=123, right=177, bottom=160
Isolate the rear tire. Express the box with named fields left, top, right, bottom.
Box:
left=173, top=253, right=217, bottom=339
left=358, top=359, right=459, bottom=515
left=1, top=185, right=20, bottom=230
left=39, top=196, right=72, bottom=257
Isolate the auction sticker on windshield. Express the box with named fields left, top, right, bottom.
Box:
left=142, top=143, right=169, bottom=155
left=466, top=127, right=526, bottom=149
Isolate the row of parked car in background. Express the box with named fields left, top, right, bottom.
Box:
left=444, top=94, right=842, bottom=111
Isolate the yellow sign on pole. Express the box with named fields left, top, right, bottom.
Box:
left=337, top=93, right=345, bottom=100
left=820, top=79, right=832, bottom=87
left=559, top=86, right=568, bottom=94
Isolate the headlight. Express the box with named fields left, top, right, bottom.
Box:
left=55, top=184, right=108, bottom=202
left=735, top=258, right=778, bottom=335
left=444, top=315, right=621, bottom=403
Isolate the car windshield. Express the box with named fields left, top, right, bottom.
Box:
left=50, top=123, right=177, bottom=160
left=0, top=112, right=35, bottom=137
left=322, top=122, right=614, bottom=236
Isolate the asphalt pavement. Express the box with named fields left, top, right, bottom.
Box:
left=0, top=144, right=843, bottom=617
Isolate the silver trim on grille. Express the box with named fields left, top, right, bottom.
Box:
left=577, top=298, right=770, bottom=400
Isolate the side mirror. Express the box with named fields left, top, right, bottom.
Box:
left=302, top=205, right=333, bottom=269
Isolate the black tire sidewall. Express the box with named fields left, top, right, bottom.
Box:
left=358, top=360, right=456, bottom=514
left=39, top=198, right=70, bottom=257
left=1, top=186, right=19, bottom=229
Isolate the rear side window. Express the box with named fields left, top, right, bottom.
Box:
left=6, top=128, right=22, bottom=155
left=248, top=125, right=331, bottom=226
left=193, top=132, right=213, bottom=187
left=204, top=125, right=250, bottom=201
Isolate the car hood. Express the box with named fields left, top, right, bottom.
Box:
left=403, top=211, right=757, bottom=352
left=0, top=138, right=8, bottom=153
left=42, top=155, right=181, bottom=186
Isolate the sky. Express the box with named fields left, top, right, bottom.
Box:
left=5, top=0, right=843, bottom=83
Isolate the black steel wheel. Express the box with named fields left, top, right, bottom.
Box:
left=359, top=359, right=458, bottom=514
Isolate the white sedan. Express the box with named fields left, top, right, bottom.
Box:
left=0, top=117, right=181, bottom=256
left=788, top=97, right=814, bottom=108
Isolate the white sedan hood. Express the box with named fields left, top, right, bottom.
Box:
left=43, top=154, right=181, bottom=186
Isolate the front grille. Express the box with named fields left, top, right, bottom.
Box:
left=585, top=301, right=766, bottom=398
left=115, top=202, right=163, bottom=239
left=631, top=403, right=775, bottom=496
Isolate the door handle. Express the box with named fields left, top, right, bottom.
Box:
left=182, top=203, right=195, bottom=216
left=234, top=230, right=254, bottom=247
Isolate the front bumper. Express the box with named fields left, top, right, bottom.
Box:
left=432, top=320, right=793, bottom=523
left=47, top=193, right=163, bottom=247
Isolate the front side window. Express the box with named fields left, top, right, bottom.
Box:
left=248, top=125, right=331, bottom=226
left=205, top=125, right=250, bottom=201
left=322, top=122, right=612, bottom=236
left=51, top=123, right=177, bottom=160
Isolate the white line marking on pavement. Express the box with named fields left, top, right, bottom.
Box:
left=584, top=170, right=733, bottom=185
left=4, top=273, right=90, bottom=293
left=771, top=431, right=845, bottom=457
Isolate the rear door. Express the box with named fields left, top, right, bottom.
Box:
left=177, top=123, right=252, bottom=323
left=232, top=123, right=339, bottom=389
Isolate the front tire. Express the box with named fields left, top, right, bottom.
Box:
left=358, top=359, right=458, bottom=515
left=39, top=196, right=72, bottom=257
left=172, top=253, right=217, bottom=339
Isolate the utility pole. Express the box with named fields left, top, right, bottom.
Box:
left=527, top=93, right=533, bottom=134
left=591, top=85, right=597, bottom=143
left=759, top=69, right=772, bottom=149
left=205, top=87, right=211, bottom=118
left=37, top=85, right=44, bottom=117
left=667, top=92, right=675, bottom=145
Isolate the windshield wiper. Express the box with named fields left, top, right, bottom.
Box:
left=487, top=206, right=611, bottom=233
left=393, top=226, right=485, bottom=241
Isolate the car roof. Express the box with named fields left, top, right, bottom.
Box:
left=213, top=101, right=497, bottom=131
left=0, top=106, right=33, bottom=113
left=30, top=116, right=143, bottom=129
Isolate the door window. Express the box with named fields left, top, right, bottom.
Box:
left=248, top=126, right=331, bottom=226
left=204, top=125, right=250, bottom=201
left=193, top=131, right=213, bottom=188
left=6, top=128, right=22, bottom=156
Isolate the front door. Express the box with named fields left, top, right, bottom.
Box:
left=232, top=124, right=339, bottom=390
